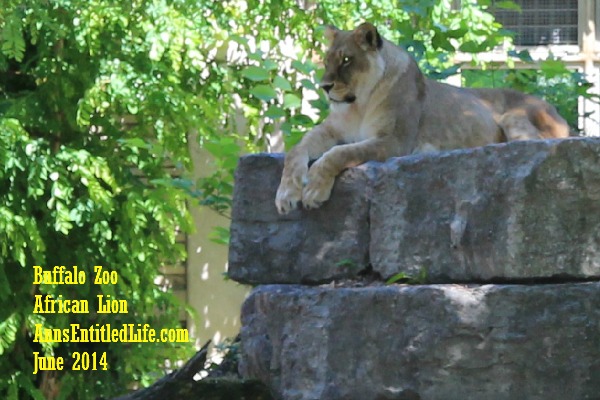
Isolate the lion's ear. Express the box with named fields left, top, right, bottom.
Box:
left=324, top=25, right=339, bottom=45
left=353, top=22, right=383, bottom=51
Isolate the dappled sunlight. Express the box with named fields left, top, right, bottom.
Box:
left=581, top=230, right=600, bottom=276
left=437, top=285, right=489, bottom=325
left=201, top=263, right=210, bottom=281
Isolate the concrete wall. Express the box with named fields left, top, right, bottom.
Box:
left=186, top=142, right=249, bottom=353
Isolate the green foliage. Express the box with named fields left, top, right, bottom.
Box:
left=1, top=0, right=201, bottom=398
left=385, top=267, right=428, bottom=285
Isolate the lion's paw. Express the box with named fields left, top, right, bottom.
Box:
left=275, top=179, right=303, bottom=214
left=302, top=171, right=334, bottom=210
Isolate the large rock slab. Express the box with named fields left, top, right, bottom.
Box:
left=229, top=138, right=600, bottom=284
left=240, top=283, right=600, bottom=400
left=371, top=138, right=600, bottom=282
left=228, top=154, right=375, bottom=284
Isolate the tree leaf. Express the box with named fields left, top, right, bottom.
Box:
left=250, top=84, right=277, bottom=101
left=241, top=66, right=270, bottom=81
left=386, top=272, right=409, bottom=285
left=119, top=138, right=147, bottom=148
left=432, top=32, right=455, bottom=52
left=291, top=59, right=316, bottom=74
left=300, top=78, right=317, bottom=91
left=1, top=15, right=25, bottom=61
left=541, top=59, right=569, bottom=78
left=273, top=75, right=292, bottom=91
left=283, top=93, right=301, bottom=109
left=459, top=40, right=483, bottom=53
left=265, top=105, right=286, bottom=119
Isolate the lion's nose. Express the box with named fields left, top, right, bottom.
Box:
left=321, top=83, right=333, bottom=93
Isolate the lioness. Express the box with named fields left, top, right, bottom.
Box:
left=275, top=22, right=569, bottom=214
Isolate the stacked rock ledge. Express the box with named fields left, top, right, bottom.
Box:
left=229, top=138, right=600, bottom=400
left=228, top=153, right=378, bottom=284
left=240, top=283, right=600, bottom=400
left=371, top=138, right=600, bottom=282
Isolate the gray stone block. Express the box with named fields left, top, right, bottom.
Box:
left=229, top=138, right=600, bottom=284
left=240, top=283, right=600, bottom=400
left=228, top=154, right=375, bottom=284
left=371, top=138, right=600, bottom=282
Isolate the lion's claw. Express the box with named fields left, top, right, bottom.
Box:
left=275, top=181, right=302, bottom=215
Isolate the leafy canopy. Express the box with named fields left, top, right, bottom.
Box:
left=1, top=0, right=203, bottom=398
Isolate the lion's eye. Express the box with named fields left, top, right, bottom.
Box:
left=342, top=56, right=351, bottom=65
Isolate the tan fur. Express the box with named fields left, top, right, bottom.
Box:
left=275, top=23, right=569, bottom=214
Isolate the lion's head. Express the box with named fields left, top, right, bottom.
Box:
left=320, top=23, right=385, bottom=104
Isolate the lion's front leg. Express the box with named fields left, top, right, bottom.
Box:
left=301, top=137, right=403, bottom=210
left=302, top=156, right=336, bottom=210
left=275, top=124, right=339, bottom=214
left=275, top=149, right=308, bottom=214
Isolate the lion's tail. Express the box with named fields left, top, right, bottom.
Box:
left=530, top=105, right=570, bottom=139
